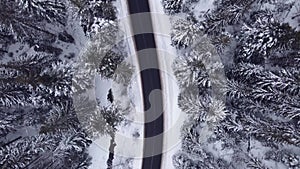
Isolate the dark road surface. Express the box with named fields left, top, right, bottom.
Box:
left=127, top=0, right=164, bottom=169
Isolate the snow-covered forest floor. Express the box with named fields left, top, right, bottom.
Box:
left=89, top=0, right=145, bottom=168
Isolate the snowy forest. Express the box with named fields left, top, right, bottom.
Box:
left=0, top=0, right=134, bottom=168
left=162, top=0, right=300, bottom=168
left=1, top=0, right=300, bottom=168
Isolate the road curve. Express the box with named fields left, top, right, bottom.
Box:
left=126, top=0, right=164, bottom=169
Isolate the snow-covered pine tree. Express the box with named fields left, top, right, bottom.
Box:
left=237, top=11, right=300, bottom=63
left=81, top=21, right=119, bottom=69
left=16, top=0, right=67, bottom=25
left=170, top=0, right=300, bottom=168
left=79, top=0, right=117, bottom=36
left=74, top=96, right=124, bottom=138
left=50, top=129, right=92, bottom=169
left=0, top=83, right=31, bottom=107
left=213, top=62, right=300, bottom=168
left=269, top=51, right=300, bottom=68
left=202, top=2, right=245, bottom=35
left=265, top=150, right=300, bottom=169
left=178, top=88, right=207, bottom=120
left=173, top=128, right=230, bottom=168
left=0, top=52, right=81, bottom=131
left=0, top=0, right=67, bottom=45
left=173, top=34, right=227, bottom=98
left=0, top=1, right=95, bottom=168
left=0, top=111, right=17, bottom=137
left=162, top=0, right=183, bottom=15
left=172, top=28, right=228, bottom=169
left=189, top=36, right=226, bottom=95
left=173, top=152, right=198, bottom=169
left=171, top=18, right=203, bottom=49
left=226, top=63, right=300, bottom=121
left=39, top=103, right=80, bottom=135
left=0, top=129, right=92, bottom=169
left=173, top=53, right=206, bottom=88
left=177, top=85, right=227, bottom=126
left=95, top=103, right=123, bottom=136
left=112, top=61, right=134, bottom=85
left=36, top=61, right=72, bottom=107
left=210, top=31, right=232, bottom=53
left=72, top=62, right=96, bottom=95
left=0, top=134, right=58, bottom=168
left=74, top=96, right=103, bottom=138
left=98, top=50, right=124, bottom=79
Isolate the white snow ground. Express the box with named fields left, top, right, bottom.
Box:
left=89, top=53, right=144, bottom=169
left=88, top=136, right=112, bottom=169
left=88, top=75, right=112, bottom=169
left=89, top=0, right=146, bottom=167
left=148, top=1, right=186, bottom=169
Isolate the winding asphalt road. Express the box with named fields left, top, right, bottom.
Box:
left=127, top=0, right=164, bottom=169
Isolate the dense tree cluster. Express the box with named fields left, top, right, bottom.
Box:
left=0, top=129, right=92, bottom=169
left=0, top=51, right=92, bottom=168
left=0, top=0, right=67, bottom=53
left=164, top=0, right=300, bottom=168
left=0, top=0, right=125, bottom=168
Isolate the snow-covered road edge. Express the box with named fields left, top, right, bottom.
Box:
left=112, top=0, right=144, bottom=168
left=148, top=1, right=186, bottom=169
